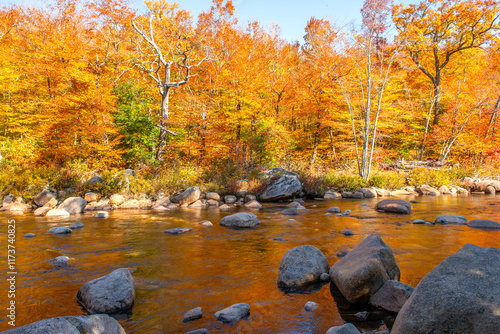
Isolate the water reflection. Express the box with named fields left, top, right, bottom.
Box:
left=0, top=195, right=498, bottom=333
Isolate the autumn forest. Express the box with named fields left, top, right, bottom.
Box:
left=1, top=0, right=500, bottom=185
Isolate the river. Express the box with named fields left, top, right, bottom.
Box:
left=0, top=195, right=499, bottom=333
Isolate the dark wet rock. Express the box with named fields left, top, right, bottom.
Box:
left=244, top=200, right=262, bottom=209
left=186, top=329, right=208, bottom=334
left=273, top=237, right=285, bottom=241
left=59, top=197, right=87, bottom=215
left=409, top=200, right=419, bottom=203
left=244, top=194, right=256, bottom=203
left=260, top=174, right=302, bottom=201
left=354, top=311, right=369, bottom=321
left=182, top=307, right=203, bottom=322
left=48, top=256, right=70, bottom=267
left=336, top=249, right=350, bottom=258
left=278, top=245, right=330, bottom=289
left=77, top=268, right=134, bottom=314
left=392, top=244, right=500, bottom=334
left=1, top=314, right=126, bottom=334
left=199, top=220, right=213, bottom=227
left=425, top=221, right=435, bottom=225
left=224, top=195, right=237, bottom=204
left=33, top=189, right=56, bottom=207
left=320, top=273, right=331, bottom=281
left=304, top=301, right=318, bottom=312
left=330, top=235, right=400, bottom=303
left=214, top=303, right=250, bottom=323
left=70, top=222, right=84, bottom=229
left=412, top=219, right=425, bottom=224
left=164, top=227, right=193, bottom=234
left=171, top=187, right=201, bottom=205
left=95, top=211, right=109, bottom=218
left=468, top=219, right=500, bottom=229
left=24, top=233, right=36, bottom=238
left=375, top=199, right=411, bottom=214
left=435, top=214, right=467, bottom=225
left=327, top=207, right=341, bottom=213
left=281, top=207, right=299, bottom=215
left=326, top=323, right=361, bottom=334
left=220, top=212, right=260, bottom=228
left=369, top=280, right=414, bottom=313
left=340, top=230, right=354, bottom=236
left=415, top=184, right=440, bottom=196
left=48, top=227, right=72, bottom=234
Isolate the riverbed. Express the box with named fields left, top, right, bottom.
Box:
left=0, top=195, right=499, bottom=333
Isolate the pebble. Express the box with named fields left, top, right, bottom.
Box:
left=340, top=230, right=354, bottom=236
left=320, top=273, right=330, bottom=281
left=304, top=301, right=318, bottom=312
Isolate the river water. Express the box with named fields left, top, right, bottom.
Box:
left=0, top=195, right=499, bottom=333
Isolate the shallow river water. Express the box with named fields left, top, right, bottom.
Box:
left=0, top=194, right=499, bottom=333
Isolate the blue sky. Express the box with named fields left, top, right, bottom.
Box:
left=1, top=0, right=416, bottom=43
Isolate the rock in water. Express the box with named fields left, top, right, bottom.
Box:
left=329, top=235, right=400, bottom=303
left=434, top=214, right=467, bottom=225
left=260, top=174, right=302, bottom=201
left=220, top=212, right=260, bottom=228
left=374, top=199, right=411, bottom=214
left=369, top=280, right=414, bottom=313
left=77, top=268, right=135, bottom=314
left=164, top=227, right=193, bottom=234
left=182, top=307, right=203, bottom=322
left=70, top=222, right=84, bottom=229
left=48, top=227, right=72, bottom=234
left=1, top=314, right=126, bottom=334
left=170, top=187, right=201, bottom=205
left=304, top=301, right=318, bottom=312
left=392, top=244, right=500, bottom=334
left=214, top=303, right=250, bottom=322
left=281, top=207, right=299, bottom=215
left=326, top=323, right=361, bottom=334
left=278, top=245, right=330, bottom=289
left=467, top=219, right=500, bottom=229
left=48, top=256, right=70, bottom=267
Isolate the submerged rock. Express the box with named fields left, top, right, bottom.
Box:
left=77, top=268, right=134, bottom=314
left=1, top=314, right=126, bottom=334
left=392, top=244, right=500, bottom=334
left=278, top=245, right=330, bottom=289
left=214, top=303, right=250, bottom=323
left=330, top=235, right=400, bottom=303
left=164, top=227, right=193, bottom=234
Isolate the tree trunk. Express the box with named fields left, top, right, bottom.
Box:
left=155, top=86, right=170, bottom=162
left=309, top=123, right=321, bottom=170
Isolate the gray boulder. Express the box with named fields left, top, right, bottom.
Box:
left=33, top=189, right=56, bottom=207
left=59, top=197, right=87, bottom=214
left=77, top=268, right=134, bottom=314
left=327, top=207, right=341, bottom=213
left=224, top=195, right=237, bottom=204
left=1, top=314, right=125, bottom=334
left=375, top=199, right=411, bottom=214
left=244, top=200, right=262, bottom=209
left=220, top=212, right=260, bottom=228
left=435, top=214, right=467, bottom=225
left=183, top=307, right=203, bottom=322
left=369, top=280, right=414, bottom=313
left=260, top=174, right=302, bottom=201
left=278, top=245, right=330, bottom=289
left=170, top=187, right=201, bottom=205
left=326, top=323, right=361, bottom=334
left=392, top=244, right=500, bottom=334
left=468, top=219, right=500, bottom=229
left=215, top=303, right=250, bottom=323
left=48, top=256, right=70, bottom=267
left=330, top=235, right=400, bottom=303
left=48, top=227, right=72, bottom=234
left=70, top=222, right=84, bottom=229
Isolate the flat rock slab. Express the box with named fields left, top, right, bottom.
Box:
left=220, top=212, right=260, bottom=228
left=278, top=245, right=330, bottom=289
left=77, top=268, right=135, bottom=314
left=435, top=214, right=467, bottom=225
left=375, top=199, right=411, bottom=214
left=48, top=227, right=72, bottom=234
left=392, top=244, right=500, bottom=334
left=1, top=314, right=126, bottom=334
left=330, top=235, right=400, bottom=303
left=164, top=227, right=193, bottom=234
left=214, top=303, right=250, bottom=323
left=468, top=219, right=500, bottom=229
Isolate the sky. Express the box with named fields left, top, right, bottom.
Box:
left=1, top=0, right=416, bottom=43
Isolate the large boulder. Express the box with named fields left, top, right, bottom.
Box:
left=392, top=244, right=500, bottom=334
left=435, top=214, right=467, bottom=225
left=359, top=188, right=377, bottom=198
left=468, top=219, right=500, bottom=229
left=330, top=235, right=400, bottom=303
left=1, top=314, right=126, bottom=334
left=77, top=268, right=135, bottom=314
left=33, top=189, right=56, bottom=207
left=220, top=212, right=260, bottom=228
left=369, top=280, right=414, bottom=313
left=374, top=199, right=411, bottom=214
left=415, top=185, right=440, bottom=196
left=170, top=187, right=201, bottom=205
left=59, top=197, right=87, bottom=214
left=260, top=174, right=302, bottom=202
left=277, top=245, right=330, bottom=289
